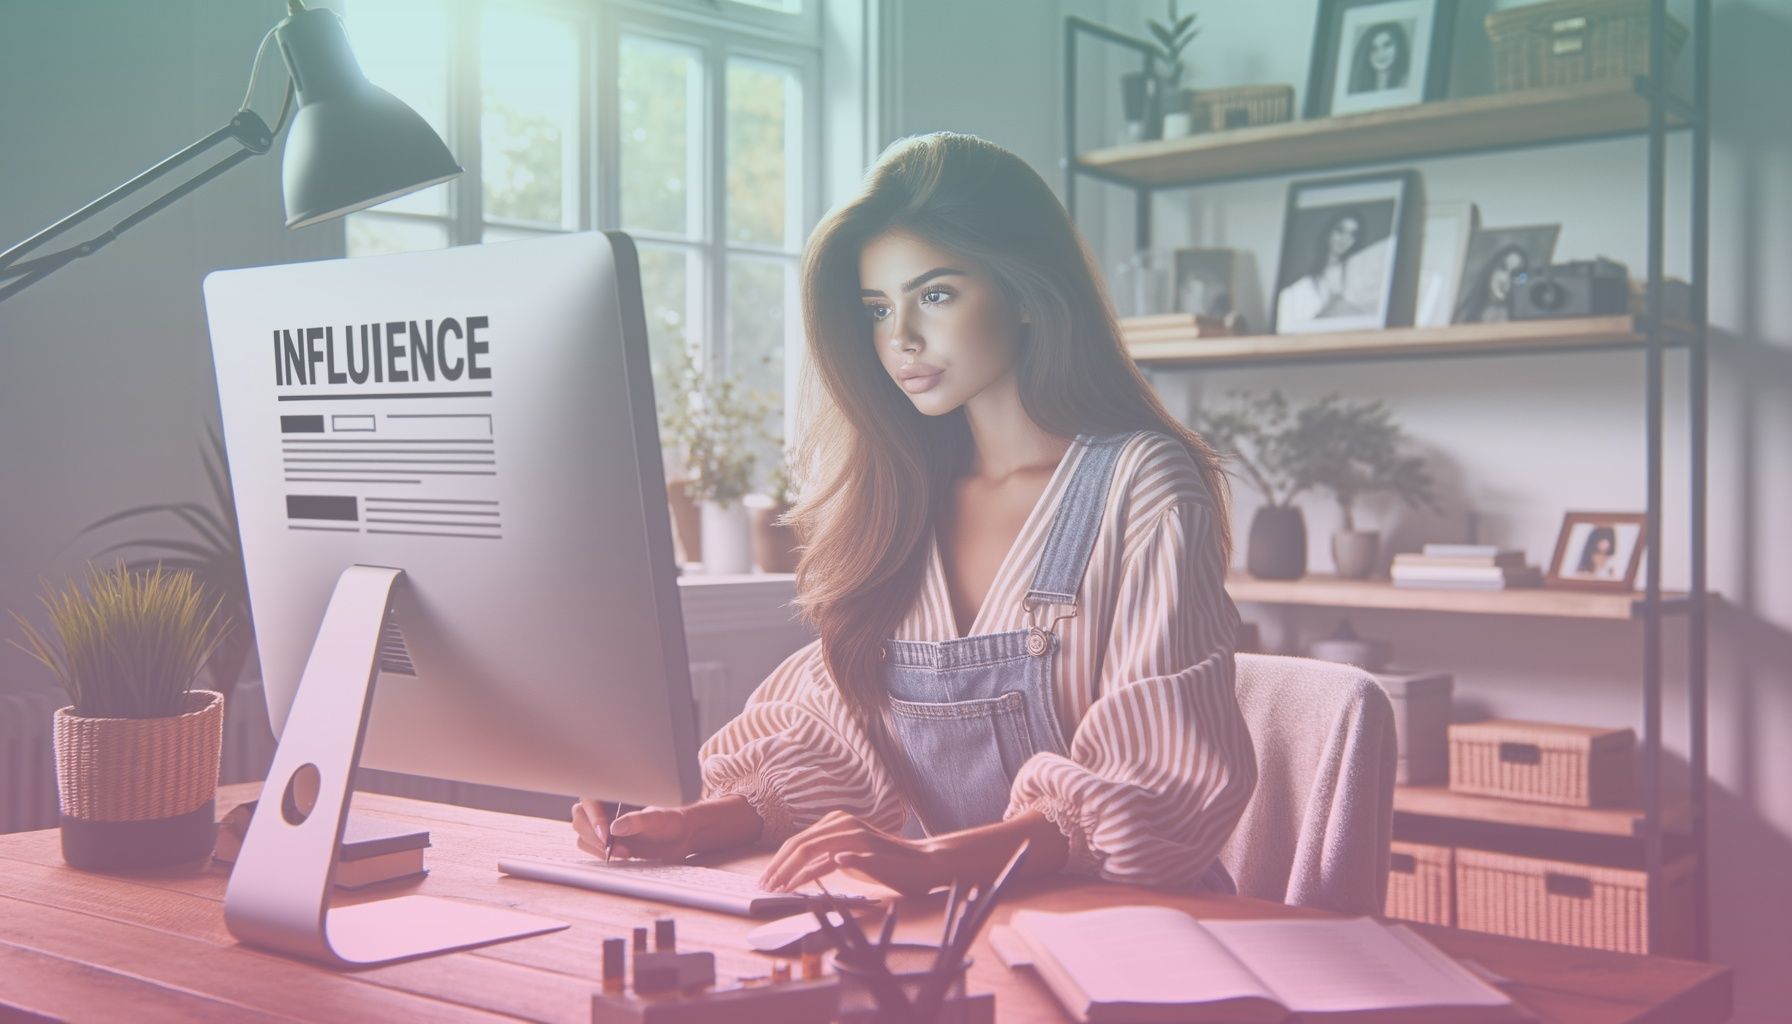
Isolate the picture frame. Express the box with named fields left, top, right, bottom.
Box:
left=1415, top=201, right=1478, bottom=328
left=1172, top=246, right=1248, bottom=325
left=1546, top=511, right=1647, bottom=591
left=1452, top=222, right=1561, bottom=324
left=1271, top=169, right=1419, bottom=334
left=1305, top=0, right=1456, bottom=119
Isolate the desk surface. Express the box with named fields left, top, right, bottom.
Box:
left=0, top=783, right=1730, bottom=1023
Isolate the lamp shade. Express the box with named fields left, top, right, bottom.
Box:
left=275, top=5, right=461, bottom=229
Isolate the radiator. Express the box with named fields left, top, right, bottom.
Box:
left=0, top=689, right=64, bottom=834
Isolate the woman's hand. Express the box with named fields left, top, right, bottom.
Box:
left=571, top=798, right=696, bottom=862
left=758, top=810, right=949, bottom=896
left=571, top=794, right=765, bottom=862
left=759, top=808, right=1075, bottom=896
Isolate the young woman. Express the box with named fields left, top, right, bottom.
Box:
left=572, top=131, right=1256, bottom=897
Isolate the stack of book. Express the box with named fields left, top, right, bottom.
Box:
left=214, top=799, right=430, bottom=889
left=1392, top=544, right=1542, bottom=590
left=1117, top=312, right=1235, bottom=347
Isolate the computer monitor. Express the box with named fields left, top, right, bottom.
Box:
left=201, top=230, right=700, bottom=965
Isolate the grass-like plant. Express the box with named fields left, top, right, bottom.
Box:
left=10, top=561, right=233, bottom=719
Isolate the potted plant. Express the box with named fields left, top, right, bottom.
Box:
left=656, top=346, right=776, bottom=575
left=10, top=561, right=233, bottom=870
left=744, top=447, right=802, bottom=574
left=1284, top=394, right=1441, bottom=579
left=75, top=422, right=254, bottom=705
left=1146, top=2, right=1201, bottom=137
left=1196, top=389, right=1311, bottom=580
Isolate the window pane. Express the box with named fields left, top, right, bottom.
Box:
left=481, top=8, right=579, bottom=228
left=343, top=0, right=452, bottom=217
left=347, top=214, right=451, bottom=257
left=638, top=242, right=701, bottom=393
left=620, top=36, right=703, bottom=239
left=726, top=59, right=801, bottom=249
left=726, top=253, right=793, bottom=470
left=481, top=223, right=558, bottom=243
left=728, top=0, right=802, bottom=13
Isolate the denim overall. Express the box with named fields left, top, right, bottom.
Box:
left=879, top=431, right=1139, bottom=836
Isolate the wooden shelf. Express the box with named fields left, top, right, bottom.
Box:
left=1225, top=573, right=1703, bottom=620
left=1077, top=79, right=1688, bottom=188
left=1125, top=315, right=1693, bottom=368
left=1395, top=785, right=1689, bottom=839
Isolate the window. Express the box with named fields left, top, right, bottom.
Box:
left=344, top=0, right=822, bottom=475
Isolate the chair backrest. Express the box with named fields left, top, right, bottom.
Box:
left=1218, top=653, right=1397, bottom=916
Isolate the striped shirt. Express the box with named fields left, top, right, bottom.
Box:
left=699, top=430, right=1257, bottom=889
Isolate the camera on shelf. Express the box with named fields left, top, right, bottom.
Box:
left=1509, top=257, right=1630, bottom=320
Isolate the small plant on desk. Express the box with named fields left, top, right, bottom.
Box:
left=10, top=561, right=233, bottom=870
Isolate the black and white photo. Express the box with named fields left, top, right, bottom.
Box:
left=1452, top=223, right=1560, bottom=323
left=1306, top=0, right=1455, bottom=118
left=1273, top=171, right=1417, bottom=334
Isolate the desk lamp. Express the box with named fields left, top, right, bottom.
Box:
left=0, top=0, right=462, bottom=304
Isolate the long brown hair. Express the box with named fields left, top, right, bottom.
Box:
left=783, top=131, right=1231, bottom=809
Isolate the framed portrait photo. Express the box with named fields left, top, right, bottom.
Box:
left=1547, top=511, right=1647, bottom=591
left=1173, top=247, right=1246, bottom=320
left=1452, top=223, right=1560, bottom=324
left=1415, top=201, right=1478, bottom=328
left=1272, top=170, right=1418, bottom=334
left=1305, top=0, right=1456, bottom=119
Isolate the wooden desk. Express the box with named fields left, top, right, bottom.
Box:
left=0, top=784, right=1730, bottom=1023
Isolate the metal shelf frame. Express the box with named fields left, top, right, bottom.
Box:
left=1062, top=2, right=1712, bottom=957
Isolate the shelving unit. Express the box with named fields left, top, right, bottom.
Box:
left=1123, top=314, right=1694, bottom=369
left=1223, top=572, right=1707, bottom=621
left=1065, top=2, right=1711, bottom=957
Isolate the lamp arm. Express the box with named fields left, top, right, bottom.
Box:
left=0, top=110, right=276, bottom=304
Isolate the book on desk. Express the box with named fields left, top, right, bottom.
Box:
left=991, top=906, right=1527, bottom=1023
left=213, top=799, right=430, bottom=890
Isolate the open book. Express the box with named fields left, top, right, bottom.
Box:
left=995, top=907, right=1527, bottom=1023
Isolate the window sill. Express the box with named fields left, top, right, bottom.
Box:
left=676, top=571, right=802, bottom=635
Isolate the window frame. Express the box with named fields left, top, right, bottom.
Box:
left=347, top=0, right=823, bottom=453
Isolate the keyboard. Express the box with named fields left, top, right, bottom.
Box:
left=495, top=855, right=882, bottom=918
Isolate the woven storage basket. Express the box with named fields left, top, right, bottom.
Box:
left=54, top=689, right=223, bottom=868
left=1449, top=718, right=1634, bottom=807
left=1385, top=841, right=1454, bottom=927
left=1486, top=0, right=1688, bottom=92
left=1455, top=848, right=1695, bottom=955
left=1187, top=84, right=1294, bottom=132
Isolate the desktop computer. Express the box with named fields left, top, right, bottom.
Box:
left=202, top=230, right=703, bottom=964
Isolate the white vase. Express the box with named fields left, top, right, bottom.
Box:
left=699, top=501, right=754, bottom=575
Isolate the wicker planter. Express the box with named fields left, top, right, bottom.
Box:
left=54, top=689, right=223, bottom=870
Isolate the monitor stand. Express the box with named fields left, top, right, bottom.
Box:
left=223, top=565, right=568, bottom=966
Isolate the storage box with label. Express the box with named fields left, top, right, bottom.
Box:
left=1449, top=718, right=1635, bottom=807
left=1371, top=669, right=1453, bottom=786
left=1455, top=847, right=1694, bottom=956
left=1485, top=0, right=1687, bottom=92
left=1385, top=841, right=1454, bottom=927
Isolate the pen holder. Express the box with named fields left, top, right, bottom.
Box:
left=830, top=942, right=987, bottom=1024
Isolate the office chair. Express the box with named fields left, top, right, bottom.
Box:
left=1217, top=653, right=1398, bottom=916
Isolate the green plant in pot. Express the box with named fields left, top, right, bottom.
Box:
left=1146, top=2, right=1201, bottom=137
left=656, top=345, right=777, bottom=575
left=75, top=423, right=253, bottom=706
left=11, top=561, right=233, bottom=870
left=1284, top=394, right=1441, bottom=579
left=1196, top=389, right=1312, bottom=580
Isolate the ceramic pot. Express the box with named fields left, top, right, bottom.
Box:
left=666, top=477, right=702, bottom=564
left=1332, top=529, right=1381, bottom=579
left=1307, top=619, right=1393, bottom=671
left=1246, top=505, right=1307, bottom=580
left=699, top=501, right=754, bottom=575
left=54, top=689, right=223, bottom=870
left=1161, top=110, right=1194, bottom=138
left=744, top=494, right=800, bottom=573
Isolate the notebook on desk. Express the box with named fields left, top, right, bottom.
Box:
left=992, top=906, right=1528, bottom=1023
